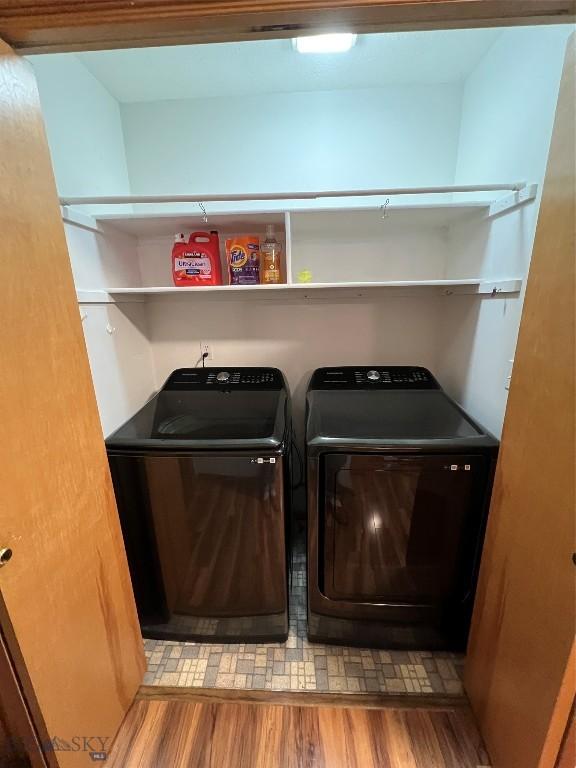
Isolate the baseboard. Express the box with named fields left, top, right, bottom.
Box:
left=137, top=685, right=468, bottom=710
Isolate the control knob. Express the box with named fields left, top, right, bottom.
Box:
left=216, top=371, right=231, bottom=382
left=367, top=370, right=381, bottom=381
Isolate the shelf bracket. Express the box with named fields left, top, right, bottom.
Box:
left=442, top=279, right=523, bottom=296
left=76, top=290, right=145, bottom=304
left=61, top=206, right=103, bottom=234
left=478, top=279, right=523, bottom=295
left=487, top=184, right=538, bottom=218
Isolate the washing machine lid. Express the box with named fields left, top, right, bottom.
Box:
left=106, top=367, right=289, bottom=451
left=306, top=367, right=498, bottom=448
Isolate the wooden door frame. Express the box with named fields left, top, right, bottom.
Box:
left=555, top=702, right=576, bottom=768
left=0, top=36, right=145, bottom=768
left=0, top=615, right=49, bottom=768
left=0, top=0, right=573, bottom=54
left=543, top=641, right=576, bottom=768
left=464, top=33, right=575, bottom=768
left=0, top=3, right=573, bottom=766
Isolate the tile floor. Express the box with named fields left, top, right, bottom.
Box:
left=143, top=542, right=465, bottom=695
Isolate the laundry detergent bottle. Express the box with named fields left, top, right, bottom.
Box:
left=260, top=225, right=282, bottom=284
left=172, top=231, right=222, bottom=286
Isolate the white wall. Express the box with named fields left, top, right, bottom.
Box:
left=146, top=294, right=444, bottom=438
left=290, top=210, right=449, bottom=282
left=30, top=57, right=153, bottom=436
left=437, top=25, right=572, bottom=436
left=65, top=222, right=157, bottom=436
left=65, top=221, right=142, bottom=291
left=30, top=55, right=130, bottom=198
left=121, top=85, right=463, bottom=195
left=79, top=302, right=157, bottom=437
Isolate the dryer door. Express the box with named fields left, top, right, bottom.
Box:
left=322, top=454, right=488, bottom=605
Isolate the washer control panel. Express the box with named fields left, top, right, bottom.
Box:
left=164, top=367, right=283, bottom=390
left=309, top=366, right=439, bottom=390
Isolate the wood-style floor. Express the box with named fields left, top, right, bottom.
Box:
left=107, top=697, right=490, bottom=767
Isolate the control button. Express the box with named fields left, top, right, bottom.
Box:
left=367, top=370, right=380, bottom=381
left=216, top=371, right=231, bottom=382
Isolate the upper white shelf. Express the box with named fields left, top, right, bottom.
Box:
left=60, top=182, right=538, bottom=238
left=59, top=182, right=529, bottom=208
left=65, top=185, right=533, bottom=303
left=82, top=203, right=489, bottom=237
left=90, top=210, right=286, bottom=237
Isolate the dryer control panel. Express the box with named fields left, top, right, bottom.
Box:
left=309, top=366, right=439, bottom=390
left=164, top=367, right=284, bottom=390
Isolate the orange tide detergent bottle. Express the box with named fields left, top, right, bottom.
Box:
left=172, top=231, right=222, bottom=286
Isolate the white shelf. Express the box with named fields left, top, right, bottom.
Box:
left=62, top=184, right=537, bottom=238
left=92, top=210, right=287, bottom=237
left=76, top=279, right=522, bottom=304
left=59, top=183, right=527, bottom=208
left=68, top=202, right=492, bottom=238
left=65, top=187, right=533, bottom=304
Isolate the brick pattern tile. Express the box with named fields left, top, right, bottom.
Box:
left=143, top=547, right=464, bottom=695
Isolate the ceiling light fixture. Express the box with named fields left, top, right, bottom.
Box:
left=293, top=33, right=357, bottom=54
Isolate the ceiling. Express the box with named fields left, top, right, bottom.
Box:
left=73, top=29, right=502, bottom=103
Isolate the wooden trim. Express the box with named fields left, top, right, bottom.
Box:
left=0, top=0, right=574, bottom=53
left=137, top=685, right=468, bottom=710
left=0, top=592, right=61, bottom=768
left=464, top=33, right=576, bottom=768
left=556, top=703, right=576, bottom=768
left=541, top=641, right=576, bottom=768
left=0, top=627, right=47, bottom=768
left=0, top=37, right=145, bottom=768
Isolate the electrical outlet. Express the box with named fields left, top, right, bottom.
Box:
left=200, top=341, right=213, bottom=361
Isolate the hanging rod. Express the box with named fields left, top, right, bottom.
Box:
left=59, top=183, right=527, bottom=207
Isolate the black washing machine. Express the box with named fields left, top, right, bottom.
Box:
left=306, top=366, right=498, bottom=650
left=106, top=367, right=291, bottom=642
